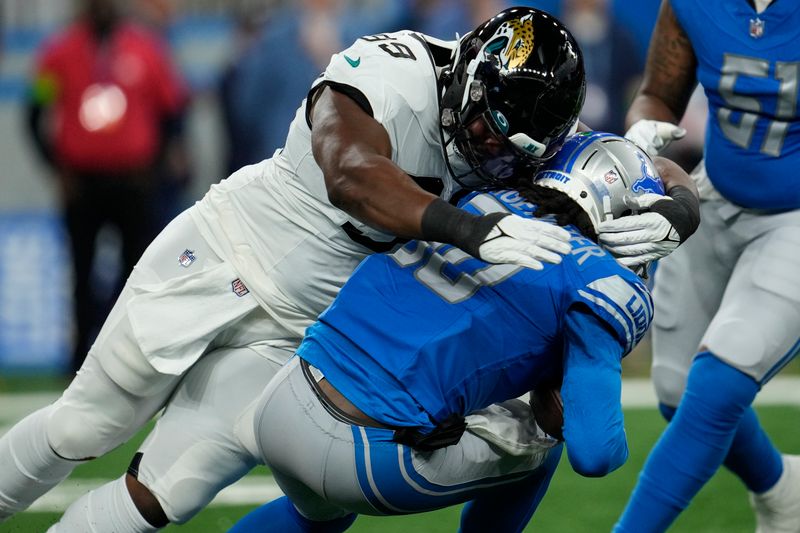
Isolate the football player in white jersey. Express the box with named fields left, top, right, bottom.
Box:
left=0, top=7, right=699, bottom=533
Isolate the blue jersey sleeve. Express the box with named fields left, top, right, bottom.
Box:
left=561, top=304, right=628, bottom=477
left=573, top=273, right=653, bottom=357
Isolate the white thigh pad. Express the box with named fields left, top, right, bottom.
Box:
left=703, top=223, right=800, bottom=381
left=48, top=355, right=177, bottom=459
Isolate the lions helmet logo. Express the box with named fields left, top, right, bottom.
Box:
left=631, top=152, right=665, bottom=195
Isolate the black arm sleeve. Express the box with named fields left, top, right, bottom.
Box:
left=420, top=198, right=506, bottom=258
left=650, top=185, right=701, bottom=243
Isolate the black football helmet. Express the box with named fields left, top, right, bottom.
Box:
left=439, top=6, right=586, bottom=189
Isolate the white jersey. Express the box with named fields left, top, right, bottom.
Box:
left=191, top=31, right=455, bottom=341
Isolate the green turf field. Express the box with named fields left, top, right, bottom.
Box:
left=2, top=403, right=798, bottom=533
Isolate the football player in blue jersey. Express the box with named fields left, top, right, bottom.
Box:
left=0, top=8, right=700, bottom=532
left=609, top=1, right=800, bottom=532
left=226, top=133, right=674, bottom=533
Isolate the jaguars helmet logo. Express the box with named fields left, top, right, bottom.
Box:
left=481, top=14, right=535, bottom=70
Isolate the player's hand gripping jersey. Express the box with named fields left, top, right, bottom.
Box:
left=191, top=31, right=454, bottom=341
left=299, top=188, right=652, bottom=468
left=671, top=0, right=800, bottom=210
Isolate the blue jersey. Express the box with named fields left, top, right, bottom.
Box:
left=671, top=0, right=800, bottom=210
left=299, top=190, right=652, bottom=469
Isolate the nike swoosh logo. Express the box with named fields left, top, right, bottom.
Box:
left=344, top=55, right=361, bottom=68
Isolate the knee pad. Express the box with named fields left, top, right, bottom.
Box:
left=46, top=398, right=137, bottom=460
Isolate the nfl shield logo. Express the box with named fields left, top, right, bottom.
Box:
left=231, top=278, right=249, bottom=297
left=604, top=170, right=619, bottom=184
left=749, top=18, right=765, bottom=39
left=178, top=249, right=196, bottom=267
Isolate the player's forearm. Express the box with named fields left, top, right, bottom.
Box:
left=327, top=155, right=501, bottom=257
left=653, top=156, right=698, bottom=197
left=325, top=150, right=436, bottom=238
left=626, top=93, right=681, bottom=130
left=562, top=371, right=628, bottom=477
left=626, top=0, right=697, bottom=130
left=561, top=311, right=629, bottom=477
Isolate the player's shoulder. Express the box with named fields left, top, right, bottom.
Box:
left=568, top=258, right=653, bottom=354
left=333, top=31, right=431, bottom=74
left=324, top=31, right=452, bottom=104
left=343, top=31, right=453, bottom=63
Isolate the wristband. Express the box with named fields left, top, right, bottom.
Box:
left=420, top=198, right=506, bottom=257
left=650, top=185, right=701, bottom=243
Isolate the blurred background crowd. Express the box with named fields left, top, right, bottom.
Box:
left=0, top=0, right=706, bottom=375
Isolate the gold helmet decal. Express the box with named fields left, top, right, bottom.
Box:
left=505, top=16, right=535, bottom=69
left=482, top=14, right=535, bottom=70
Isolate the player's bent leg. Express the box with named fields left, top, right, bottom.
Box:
left=660, top=401, right=782, bottom=495
left=0, top=352, right=176, bottom=521
left=230, top=440, right=358, bottom=531
left=614, top=353, right=759, bottom=533
left=48, top=345, right=285, bottom=532
left=129, top=345, right=284, bottom=525
left=254, top=358, right=555, bottom=520
left=0, top=209, right=247, bottom=523
left=651, top=201, right=731, bottom=408
left=47, top=350, right=177, bottom=461
left=47, top=475, right=158, bottom=533
left=459, top=443, right=563, bottom=533
left=703, top=222, right=800, bottom=524
left=0, top=406, right=75, bottom=521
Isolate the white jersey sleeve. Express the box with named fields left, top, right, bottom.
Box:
left=319, top=32, right=437, bottom=131
left=190, top=33, right=456, bottom=344
left=310, top=32, right=454, bottom=206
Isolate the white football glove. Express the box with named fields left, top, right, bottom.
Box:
left=625, top=119, right=687, bottom=157
left=597, top=193, right=681, bottom=267
left=477, top=214, right=572, bottom=270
